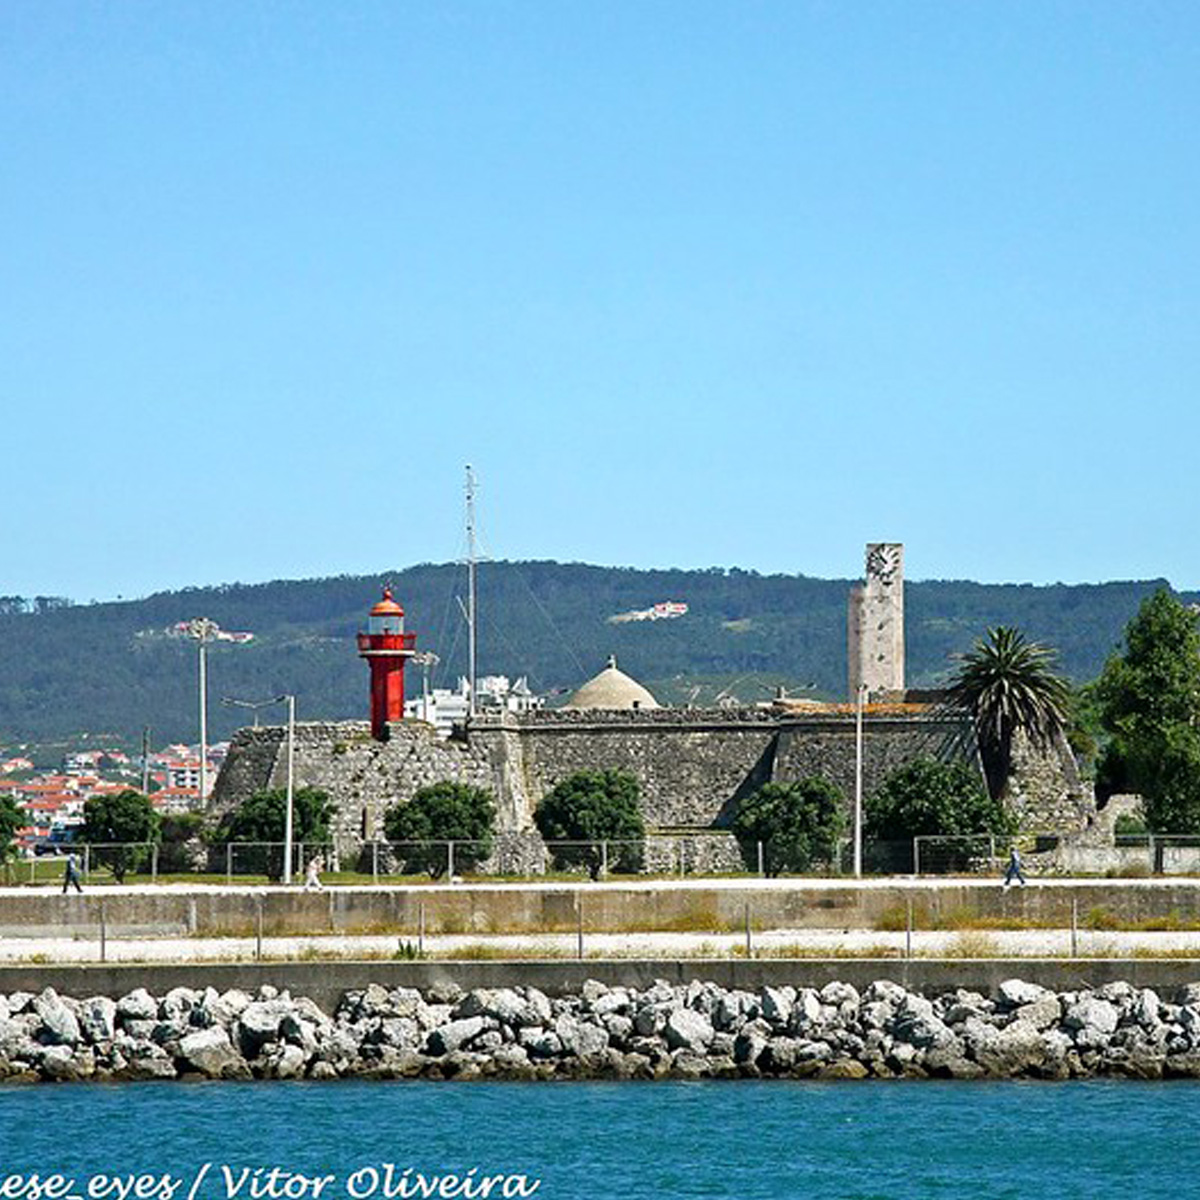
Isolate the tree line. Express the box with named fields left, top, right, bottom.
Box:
left=0, top=561, right=1188, bottom=746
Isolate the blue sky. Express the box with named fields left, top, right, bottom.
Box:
left=5, top=2, right=1199, bottom=600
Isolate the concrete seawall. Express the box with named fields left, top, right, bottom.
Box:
left=3, top=880, right=1200, bottom=939
left=3, top=958, right=1200, bottom=1013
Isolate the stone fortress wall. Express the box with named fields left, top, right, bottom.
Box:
left=212, top=704, right=1002, bottom=860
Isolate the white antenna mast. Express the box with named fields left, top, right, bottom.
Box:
left=465, top=464, right=478, bottom=717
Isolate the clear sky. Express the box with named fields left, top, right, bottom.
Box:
left=5, top=1, right=1199, bottom=601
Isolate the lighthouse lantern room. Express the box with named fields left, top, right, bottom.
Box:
left=357, top=586, right=417, bottom=739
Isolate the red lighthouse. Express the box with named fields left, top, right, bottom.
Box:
left=357, top=586, right=416, bottom=740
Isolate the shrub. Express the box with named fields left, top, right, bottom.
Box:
left=1113, top=812, right=1149, bottom=837
left=383, top=782, right=496, bottom=878
left=534, top=770, right=644, bottom=879
left=219, top=786, right=332, bottom=880
left=157, top=812, right=207, bottom=873
left=731, top=778, right=844, bottom=877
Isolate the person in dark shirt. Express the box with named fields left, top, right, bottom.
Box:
left=62, top=853, right=83, bottom=894
left=1003, top=846, right=1027, bottom=889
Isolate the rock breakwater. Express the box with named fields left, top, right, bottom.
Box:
left=3, top=978, right=1200, bottom=1082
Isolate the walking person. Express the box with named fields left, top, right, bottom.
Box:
left=62, top=852, right=83, bottom=894
left=1002, top=845, right=1027, bottom=890
left=304, top=853, right=324, bottom=892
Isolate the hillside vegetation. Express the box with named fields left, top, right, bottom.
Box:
left=0, top=561, right=1184, bottom=747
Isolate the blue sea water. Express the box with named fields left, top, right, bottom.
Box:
left=0, top=1080, right=1197, bottom=1200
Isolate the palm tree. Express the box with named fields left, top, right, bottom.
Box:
left=948, top=626, right=1072, bottom=800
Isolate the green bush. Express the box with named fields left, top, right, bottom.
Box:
left=157, top=812, right=207, bottom=873
left=731, top=778, right=844, bottom=877
left=534, top=770, right=644, bottom=879
left=383, top=782, right=497, bottom=878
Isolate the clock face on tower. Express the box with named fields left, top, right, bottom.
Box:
left=866, top=544, right=901, bottom=586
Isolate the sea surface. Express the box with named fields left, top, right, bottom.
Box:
left=0, top=1080, right=1196, bottom=1200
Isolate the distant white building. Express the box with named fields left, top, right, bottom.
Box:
left=405, top=675, right=543, bottom=737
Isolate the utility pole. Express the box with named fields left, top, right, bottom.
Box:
left=465, top=464, right=478, bottom=717
left=140, top=726, right=150, bottom=795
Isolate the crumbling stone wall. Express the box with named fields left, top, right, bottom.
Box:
left=1004, top=728, right=1093, bottom=834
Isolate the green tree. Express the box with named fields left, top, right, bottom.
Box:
left=534, top=770, right=645, bottom=879
left=1095, top=589, right=1200, bottom=831
left=866, top=758, right=1009, bottom=839
left=0, top=794, right=23, bottom=863
left=731, top=778, right=844, bottom=877
left=383, top=782, right=497, bottom=878
left=866, top=757, right=1012, bottom=870
left=78, top=789, right=160, bottom=882
left=219, top=786, right=332, bottom=880
left=948, top=626, right=1072, bottom=800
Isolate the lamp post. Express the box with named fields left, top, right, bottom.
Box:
left=182, top=618, right=220, bottom=806
left=283, top=693, right=295, bottom=885
left=412, top=651, right=440, bottom=723
left=222, top=693, right=296, bottom=884
left=854, top=682, right=868, bottom=878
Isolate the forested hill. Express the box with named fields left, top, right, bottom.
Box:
left=0, top=562, right=1186, bottom=747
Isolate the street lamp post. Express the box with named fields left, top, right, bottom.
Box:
left=183, top=618, right=220, bottom=806
left=854, top=682, right=868, bottom=878
left=283, top=693, right=295, bottom=885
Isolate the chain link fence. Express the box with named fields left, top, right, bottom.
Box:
left=12, top=831, right=1200, bottom=885
left=6, top=833, right=852, bottom=884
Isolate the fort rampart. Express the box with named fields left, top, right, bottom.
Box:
left=211, top=707, right=995, bottom=855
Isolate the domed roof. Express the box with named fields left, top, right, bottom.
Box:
left=565, top=655, right=659, bottom=710
left=370, top=586, right=404, bottom=617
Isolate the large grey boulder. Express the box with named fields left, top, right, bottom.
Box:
left=236, top=1000, right=294, bottom=1053
left=1133, top=989, right=1162, bottom=1029
left=591, top=990, right=631, bottom=1019
left=758, top=987, right=794, bottom=1027
left=428, top=1017, right=488, bottom=1056
left=41, top=1045, right=88, bottom=1081
left=34, top=990, right=80, bottom=1046
left=160, top=987, right=200, bottom=1020
left=664, top=1008, right=714, bottom=1054
left=178, top=1027, right=245, bottom=1078
left=632, top=1003, right=666, bottom=1038
left=78, top=997, right=117, bottom=1044
left=117, top=989, right=159, bottom=1023
left=262, top=1043, right=307, bottom=1079
left=997, top=979, right=1049, bottom=1009
left=518, top=1028, right=563, bottom=1059
left=1011, top=994, right=1062, bottom=1032
left=892, top=995, right=953, bottom=1049
left=974, top=1019, right=1046, bottom=1076
left=554, top=1014, right=609, bottom=1059
left=820, top=982, right=860, bottom=1008
left=1064, top=996, right=1119, bottom=1048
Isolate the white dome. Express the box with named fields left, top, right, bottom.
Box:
left=565, top=655, right=659, bottom=710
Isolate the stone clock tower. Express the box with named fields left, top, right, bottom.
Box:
left=847, top=543, right=905, bottom=699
